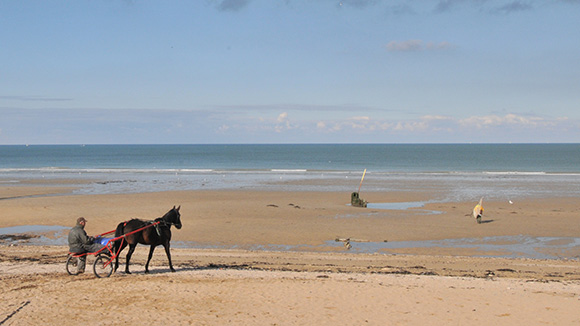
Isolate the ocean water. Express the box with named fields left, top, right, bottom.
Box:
left=2, top=144, right=579, bottom=258
left=1, top=144, right=579, bottom=201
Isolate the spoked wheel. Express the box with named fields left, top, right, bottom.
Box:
left=66, top=255, right=80, bottom=275
left=93, top=254, right=114, bottom=278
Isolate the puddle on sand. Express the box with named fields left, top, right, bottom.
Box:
left=366, top=201, right=443, bottom=215
left=0, top=225, right=69, bottom=246
left=326, top=235, right=580, bottom=260
left=3, top=225, right=580, bottom=260
left=342, top=201, right=443, bottom=217
left=0, top=225, right=68, bottom=234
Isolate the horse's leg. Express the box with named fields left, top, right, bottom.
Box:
left=114, top=240, right=127, bottom=272
left=125, top=244, right=137, bottom=274
left=163, top=242, right=176, bottom=272
left=114, top=248, right=119, bottom=272
left=145, top=245, right=156, bottom=273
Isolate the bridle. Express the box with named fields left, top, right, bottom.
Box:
left=158, top=210, right=181, bottom=228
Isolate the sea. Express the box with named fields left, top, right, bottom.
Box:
left=1, top=143, right=579, bottom=201
left=2, top=144, right=580, bottom=259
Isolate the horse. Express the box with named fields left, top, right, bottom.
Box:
left=113, top=206, right=182, bottom=274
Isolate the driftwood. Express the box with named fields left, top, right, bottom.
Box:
left=335, top=237, right=387, bottom=250
left=335, top=237, right=372, bottom=243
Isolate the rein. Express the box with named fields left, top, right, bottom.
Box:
left=122, top=220, right=161, bottom=238
left=116, top=212, right=179, bottom=242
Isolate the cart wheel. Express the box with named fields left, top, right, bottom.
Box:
left=66, top=255, right=80, bottom=275
left=93, top=254, right=114, bottom=278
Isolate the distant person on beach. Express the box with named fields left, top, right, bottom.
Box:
left=68, top=217, right=104, bottom=273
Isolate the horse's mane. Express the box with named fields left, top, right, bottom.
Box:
left=124, top=217, right=165, bottom=226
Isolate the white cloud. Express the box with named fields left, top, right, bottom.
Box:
left=311, top=113, right=572, bottom=141
left=422, top=115, right=453, bottom=121
left=217, top=0, right=250, bottom=12
left=2, top=108, right=577, bottom=144
left=426, top=41, right=454, bottom=50
left=277, top=112, right=288, bottom=123
left=386, top=40, right=454, bottom=52
left=275, top=112, right=293, bottom=133
left=458, top=114, right=549, bottom=129
left=386, top=40, right=423, bottom=52
left=393, top=120, right=428, bottom=132
left=347, top=116, right=371, bottom=129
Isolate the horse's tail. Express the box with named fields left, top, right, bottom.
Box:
left=113, top=222, right=125, bottom=254
left=115, top=222, right=125, bottom=237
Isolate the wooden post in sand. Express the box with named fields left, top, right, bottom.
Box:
left=358, top=169, right=366, bottom=193
left=351, top=169, right=368, bottom=208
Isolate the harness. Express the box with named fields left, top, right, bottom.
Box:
left=151, top=219, right=180, bottom=236
left=120, top=219, right=178, bottom=238
left=109, top=221, right=159, bottom=257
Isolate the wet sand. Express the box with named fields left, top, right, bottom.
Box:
left=1, top=181, right=580, bottom=325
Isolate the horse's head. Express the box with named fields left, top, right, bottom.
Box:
left=168, top=205, right=182, bottom=229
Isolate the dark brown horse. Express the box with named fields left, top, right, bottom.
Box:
left=113, top=206, right=182, bottom=274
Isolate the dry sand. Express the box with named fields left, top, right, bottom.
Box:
left=1, top=181, right=580, bottom=325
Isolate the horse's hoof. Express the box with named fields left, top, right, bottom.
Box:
left=126, top=271, right=131, bottom=274
left=170, top=268, right=176, bottom=273
left=145, top=270, right=150, bottom=274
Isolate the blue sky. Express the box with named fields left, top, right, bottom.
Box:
left=1, top=0, right=579, bottom=144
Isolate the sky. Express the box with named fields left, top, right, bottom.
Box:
left=1, top=0, right=579, bottom=144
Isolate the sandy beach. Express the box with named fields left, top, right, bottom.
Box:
left=1, top=181, right=580, bottom=325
